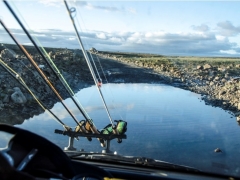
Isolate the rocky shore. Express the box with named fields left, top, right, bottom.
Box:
left=0, top=44, right=163, bottom=125
left=1, top=44, right=240, bottom=125
left=91, top=48, right=240, bottom=123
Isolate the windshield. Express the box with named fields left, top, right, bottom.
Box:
left=1, top=0, right=240, bottom=177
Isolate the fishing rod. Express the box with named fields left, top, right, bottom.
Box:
left=0, top=58, right=70, bottom=130
left=93, top=53, right=125, bottom=121
left=3, top=0, right=106, bottom=144
left=2, top=1, right=87, bottom=121
left=95, top=54, right=108, bottom=83
left=64, top=0, right=122, bottom=143
left=33, top=42, right=105, bottom=145
left=0, top=17, right=91, bottom=140
left=89, top=52, right=102, bottom=83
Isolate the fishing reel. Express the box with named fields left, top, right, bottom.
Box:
left=100, top=120, right=127, bottom=143
left=74, top=120, right=92, bottom=141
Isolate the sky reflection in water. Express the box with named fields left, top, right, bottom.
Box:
left=10, top=83, right=240, bottom=176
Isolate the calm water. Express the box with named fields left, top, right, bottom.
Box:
left=2, top=83, right=240, bottom=176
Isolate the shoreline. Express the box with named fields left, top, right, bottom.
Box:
left=94, top=50, right=240, bottom=122
left=1, top=44, right=240, bottom=125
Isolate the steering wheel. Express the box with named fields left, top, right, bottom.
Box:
left=0, top=124, right=112, bottom=179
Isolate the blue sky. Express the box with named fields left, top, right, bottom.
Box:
left=1, top=0, right=240, bottom=56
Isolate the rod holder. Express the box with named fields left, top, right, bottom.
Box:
left=55, top=129, right=127, bottom=153
left=64, top=136, right=76, bottom=151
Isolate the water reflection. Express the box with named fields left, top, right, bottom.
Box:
left=8, top=83, right=240, bottom=176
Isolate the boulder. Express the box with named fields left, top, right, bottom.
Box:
left=203, top=64, right=212, bottom=70
left=11, top=87, right=27, bottom=104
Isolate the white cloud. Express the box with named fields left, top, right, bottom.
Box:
left=37, top=0, right=62, bottom=7
left=220, top=50, right=239, bottom=55
left=1, top=26, right=240, bottom=57
left=96, top=33, right=106, bottom=39
left=215, top=35, right=226, bottom=41
left=68, top=37, right=76, bottom=41
left=217, top=21, right=240, bottom=37
left=74, top=1, right=136, bottom=14
left=192, top=24, right=209, bottom=32
left=31, top=34, right=46, bottom=37
left=109, top=37, right=122, bottom=43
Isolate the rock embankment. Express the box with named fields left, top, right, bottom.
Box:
left=0, top=44, right=163, bottom=125
left=0, top=44, right=94, bottom=124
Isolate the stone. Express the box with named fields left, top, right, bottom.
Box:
left=219, top=90, right=226, bottom=96
left=11, top=87, right=27, bottom=104
left=209, top=81, right=215, bottom=86
left=197, top=65, right=203, bottom=70
left=218, top=67, right=225, bottom=71
left=221, top=78, right=227, bottom=83
left=214, top=76, right=220, bottom=81
left=203, top=64, right=212, bottom=70
left=214, top=148, right=222, bottom=153
left=48, top=51, right=53, bottom=57
left=225, top=73, right=229, bottom=78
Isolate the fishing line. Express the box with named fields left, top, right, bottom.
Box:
left=64, top=0, right=124, bottom=144
left=72, top=6, right=103, bottom=84
left=4, top=0, right=107, bottom=144
left=6, top=0, right=95, bottom=125
left=0, top=58, right=69, bottom=129
left=95, top=55, right=108, bottom=83
left=34, top=37, right=92, bottom=121
left=64, top=0, right=115, bottom=126
left=95, top=54, right=124, bottom=120
left=67, top=0, right=125, bottom=143
left=70, top=3, right=118, bottom=106
left=89, top=52, right=102, bottom=82
left=71, top=3, right=123, bottom=120
left=0, top=17, right=81, bottom=130
left=72, top=4, right=116, bottom=87
left=67, top=3, right=103, bottom=84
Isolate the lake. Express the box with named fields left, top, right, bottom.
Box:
left=2, top=83, right=240, bottom=176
